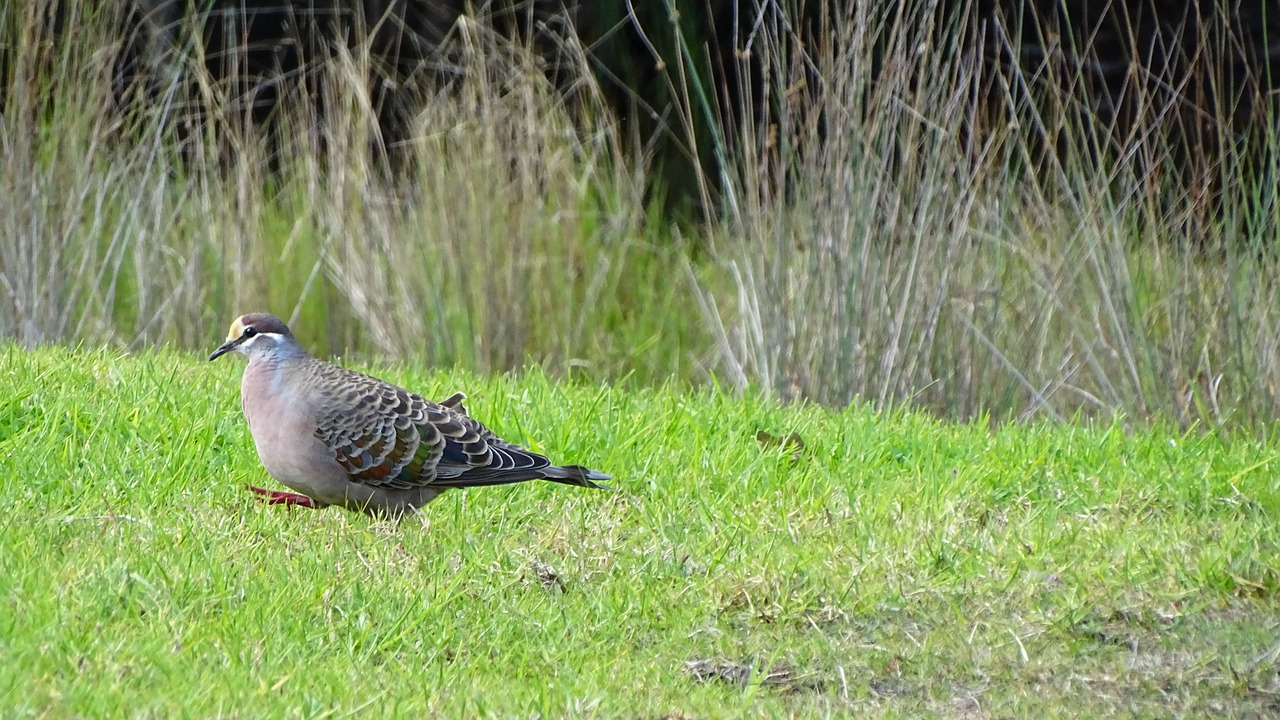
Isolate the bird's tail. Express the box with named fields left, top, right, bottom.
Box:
left=542, top=464, right=612, bottom=490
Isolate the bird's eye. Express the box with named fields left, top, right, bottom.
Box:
left=243, top=326, right=258, bottom=338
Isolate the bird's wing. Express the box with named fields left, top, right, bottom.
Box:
left=312, top=368, right=550, bottom=490
left=429, top=403, right=553, bottom=486
left=436, top=391, right=468, bottom=414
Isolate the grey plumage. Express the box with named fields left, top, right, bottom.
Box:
left=210, top=312, right=609, bottom=517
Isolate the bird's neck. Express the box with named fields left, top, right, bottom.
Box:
left=244, top=350, right=307, bottom=392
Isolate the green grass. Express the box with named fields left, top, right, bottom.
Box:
left=2, top=347, right=1278, bottom=717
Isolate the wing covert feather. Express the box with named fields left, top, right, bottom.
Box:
left=309, top=364, right=549, bottom=489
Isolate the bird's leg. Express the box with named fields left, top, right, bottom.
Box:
left=245, top=485, right=326, bottom=509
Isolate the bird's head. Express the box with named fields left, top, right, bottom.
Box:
left=209, top=313, right=297, bottom=362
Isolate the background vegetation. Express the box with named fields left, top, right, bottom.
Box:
left=2, top=1, right=1279, bottom=429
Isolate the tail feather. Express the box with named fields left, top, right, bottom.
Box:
left=428, top=464, right=611, bottom=490
left=542, top=464, right=612, bottom=490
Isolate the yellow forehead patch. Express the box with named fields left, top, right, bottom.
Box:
left=226, top=317, right=246, bottom=342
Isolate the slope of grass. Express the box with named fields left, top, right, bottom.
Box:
left=1, top=346, right=1277, bottom=717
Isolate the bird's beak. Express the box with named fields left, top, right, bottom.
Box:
left=209, top=338, right=239, bottom=361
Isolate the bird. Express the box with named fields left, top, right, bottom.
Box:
left=209, top=312, right=610, bottom=517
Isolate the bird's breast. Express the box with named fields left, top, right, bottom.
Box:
left=239, top=359, right=337, bottom=488
left=242, top=361, right=301, bottom=435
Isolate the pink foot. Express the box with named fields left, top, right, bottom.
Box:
left=245, top=485, right=324, bottom=509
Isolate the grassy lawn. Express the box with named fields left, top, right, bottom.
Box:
left=1, top=346, right=1278, bottom=717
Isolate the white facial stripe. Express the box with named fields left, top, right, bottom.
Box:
left=239, top=332, right=286, bottom=350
